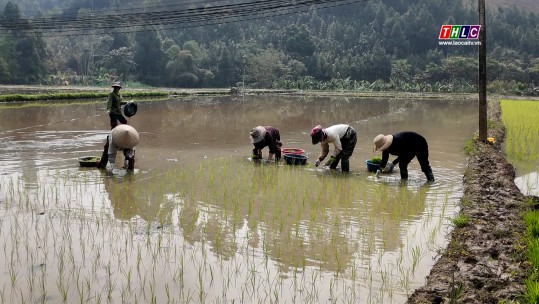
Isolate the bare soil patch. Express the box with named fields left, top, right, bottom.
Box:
left=407, top=101, right=531, bottom=303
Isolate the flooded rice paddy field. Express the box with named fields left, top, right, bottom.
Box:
left=0, top=95, right=477, bottom=303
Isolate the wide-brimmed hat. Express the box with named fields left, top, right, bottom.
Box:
left=374, top=134, right=393, bottom=151
left=250, top=126, right=266, bottom=144
left=111, top=81, right=122, bottom=88
left=310, top=125, right=324, bottom=145
left=111, top=124, right=139, bottom=149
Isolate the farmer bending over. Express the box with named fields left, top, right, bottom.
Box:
left=98, top=124, right=139, bottom=174
left=373, top=131, right=434, bottom=182
left=250, top=126, right=282, bottom=162
left=311, top=124, right=357, bottom=172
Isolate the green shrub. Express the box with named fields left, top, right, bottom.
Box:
left=451, top=215, right=469, bottom=228
left=0, top=91, right=168, bottom=102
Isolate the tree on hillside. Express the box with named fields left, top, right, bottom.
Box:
left=442, top=56, right=476, bottom=84
left=206, top=41, right=236, bottom=87
left=101, top=47, right=135, bottom=80
left=400, top=3, right=437, bottom=54
left=0, top=56, right=10, bottom=82
left=1, top=2, right=49, bottom=84
left=182, top=40, right=203, bottom=61
left=386, top=20, right=410, bottom=57
left=527, top=58, right=539, bottom=86
left=390, top=59, right=412, bottom=89
left=166, top=49, right=198, bottom=87
left=111, top=31, right=130, bottom=50
left=281, top=24, right=315, bottom=59
left=134, top=27, right=166, bottom=85
left=15, top=34, right=50, bottom=83
left=246, top=49, right=288, bottom=88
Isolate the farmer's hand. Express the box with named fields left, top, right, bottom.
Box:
left=325, top=156, right=337, bottom=166
left=315, top=159, right=321, bottom=167
left=382, top=163, right=394, bottom=173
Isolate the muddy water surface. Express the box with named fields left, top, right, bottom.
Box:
left=0, top=95, right=477, bottom=303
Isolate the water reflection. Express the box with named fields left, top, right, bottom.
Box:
left=94, top=157, right=433, bottom=276
left=515, top=171, right=539, bottom=196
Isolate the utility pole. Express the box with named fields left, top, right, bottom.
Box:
left=242, top=56, right=246, bottom=103
left=478, top=0, right=487, bottom=142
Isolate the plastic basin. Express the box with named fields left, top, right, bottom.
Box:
left=281, top=148, right=305, bottom=155
left=283, top=154, right=308, bottom=165
left=78, top=156, right=101, bottom=167
left=365, top=160, right=394, bottom=172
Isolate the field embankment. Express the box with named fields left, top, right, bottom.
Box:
left=0, top=84, right=480, bottom=102
left=407, top=100, right=530, bottom=303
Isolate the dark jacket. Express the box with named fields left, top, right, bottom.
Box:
left=107, top=91, right=123, bottom=115
left=380, top=131, right=428, bottom=168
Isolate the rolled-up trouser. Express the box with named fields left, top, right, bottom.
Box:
left=123, top=149, right=135, bottom=170
left=108, top=136, right=135, bottom=167
left=329, top=127, right=357, bottom=172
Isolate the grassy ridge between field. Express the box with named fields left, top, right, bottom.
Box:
left=0, top=91, right=168, bottom=102
left=501, top=99, right=539, bottom=303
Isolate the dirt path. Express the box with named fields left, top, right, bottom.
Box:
left=407, top=100, right=530, bottom=303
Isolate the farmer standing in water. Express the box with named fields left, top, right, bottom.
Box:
left=249, top=126, right=283, bottom=162
left=310, top=124, right=357, bottom=173
left=373, top=131, right=435, bottom=183
left=99, top=124, right=139, bottom=174
left=107, top=81, right=127, bottom=129
left=98, top=81, right=138, bottom=170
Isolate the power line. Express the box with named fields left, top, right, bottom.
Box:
left=0, top=0, right=367, bottom=37
left=11, top=0, right=234, bottom=16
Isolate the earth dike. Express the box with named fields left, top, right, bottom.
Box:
left=407, top=100, right=531, bottom=303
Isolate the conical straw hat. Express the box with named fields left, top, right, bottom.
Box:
left=373, top=134, right=393, bottom=151
left=111, top=124, right=139, bottom=149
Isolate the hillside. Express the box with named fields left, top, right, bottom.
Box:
left=491, top=0, right=539, bottom=13
left=0, top=0, right=538, bottom=95
left=463, top=0, right=539, bottom=14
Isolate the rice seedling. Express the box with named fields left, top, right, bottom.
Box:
left=525, top=211, right=539, bottom=238
left=501, top=99, right=539, bottom=304
left=0, top=128, right=467, bottom=304
left=501, top=100, right=539, bottom=171
left=525, top=278, right=539, bottom=304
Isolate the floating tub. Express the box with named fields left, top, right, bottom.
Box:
left=78, top=156, right=101, bottom=167
left=283, top=154, right=308, bottom=165
left=281, top=148, right=305, bottom=155
left=366, top=160, right=395, bottom=173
